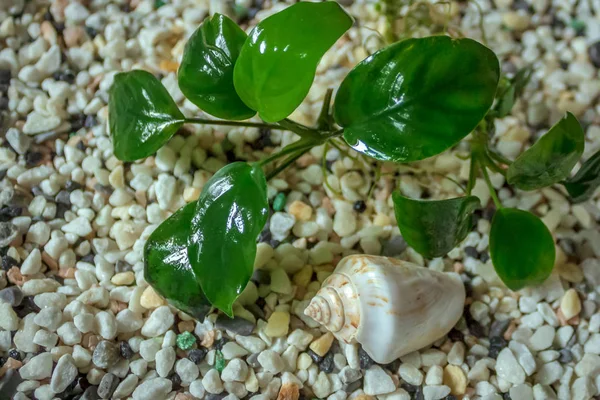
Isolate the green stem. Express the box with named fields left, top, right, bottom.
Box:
left=432, top=172, right=466, bottom=193
left=329, top=138, right=358, bottom=161
left=480, top=163, right=502, bottom=209
left=184, top=118, right=280, bottom=130
left=466, top=154, right=478, bottom=196
left=277, top=119, right=321, bottom=141
left=321, top=141, right=342, bottom=196
left=317, top=89, right=334, bottom=130
left=266, top=148, right=311, bottom=180
left=487, top=148, right=513, bottom=166
left=257, top=140, right=315, bottom=167
left=483, top=155, right=507, bottom=177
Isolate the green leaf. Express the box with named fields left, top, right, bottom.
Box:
left=178, top=14, right=255, bottom=120
left=563, top=149, right=600, bottom=203
left=189, top=162, right=268, bottom=316
left=493, top=66, right=533, bottom=118
left=109, top=70, right=184, bottom=161
left=144, top=201, right=211, bottom=320
left=490, top=208, right=555, bottom=290
left=392, top=192, right=480, bottom=258
left=507, top=112, right=584, bottom=190
left=233, top=2, right=353, bottom=122
left=334, top=36, right=500, bottom=162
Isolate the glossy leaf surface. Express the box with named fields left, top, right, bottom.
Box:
left=109, top=70, right=184, bottom=161
left=563, top=149, right=600, bottom=203
left=233, top=1, right=353, bottom=122
left=393, top=193, right=480, bottom=258
left=334, top=36, right=500, bottom=162
left=490, top=208, right=555, bottom=291
left=144, top=201, right=211, bottom=320
left=507, top=112, right=584, bottom=190
left=178, top=14, right=255, bottom=120
left=189, top=162, right=268, bottom=316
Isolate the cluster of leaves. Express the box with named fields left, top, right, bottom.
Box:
left=108, top=1, right=598, bottom=317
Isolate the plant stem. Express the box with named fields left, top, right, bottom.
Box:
left=317, top=89, right=334, bottom=130
left=480, top=163, right=502, bottom=209
left=266, top=148, right=311, bottom=180
left=466, top=154, right=478, bottom=195
left=184, top=118, right=280, bottom=130
left=483, top=153, right=507, bottom=176
left=487, top=148, right=513, bottom=166
left=257, top=140, right=315, bottom=167
left=321, top=141, right=342, bottom=196
left=277, top=119, right=321, bottom=140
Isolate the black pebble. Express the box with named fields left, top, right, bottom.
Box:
left=0, top=98, right=8, bottom=110
left=343, top=379, right=362, bottom=393
left=250, top=128, right=273, bottom=150
left=488, top=336, right=508, bottom=358
left=0, top=357, right=5, bottom=367
left=385, top=359, right=401, bottom=372
left=589, top=41, right=600, bottom=68
left=13, top=296, right=40, bottom=318
left=25, top=152, right=43, bottom=168
left=559, top=348, right=573, bottom=363
left=56, top=203, right=70, bottom=219
left=0, top=70, right=10, bottom=84
left=463, top=246, right=479, bottom=259
left=80, top=385, right=99, bottom=400
left=53, top=70, right=75, bottom=84
left=70, top=114, right=86, bottom=131
left=257, top=228, right=272, bottom=244
left=84, top=115, right=98, bottom=128
left=307, top=349, right=323, bottom=364
left=206, top=394, right=227, bottom=400
left=81, top=253, right=95, bottom=263
left=444, top=396, right=458, bottom=400
left=84, top=27, right=97, bottom=38
left=353, top=200, right=366, bottom=213
left=168, top=373, right=181, bottom=390
left=65, top=180, right=83, bottom=192
left=213, top=337, right=228, bottom=350
left=489, top=319, right=511, bottom=339
left=8, top=349, right=21, bottom=361
left=447, top=329, right=464, bottom=342
left=465, top=307, right=486, bottom=338
left=188, top=348, right=208, bottom=364
left=55, top=190, right=71, bottom=205
left=251, top=269, right=270, bottom=285
left=0, top=206, right=22, bottom=221
left=2, top=256, right=19, bottom=271
left=216, top=315, right=255, bottom=336
left=479, top=252, right=490, bottom=263
left=318, top=352, right=334, bottom=373
left=76, top=141, right=86, bottom=151
left=358, top=346, right=374, bottom=369
left=502, top=393, right=512, bottom=400
left=119, top=341, right=133, bottom=360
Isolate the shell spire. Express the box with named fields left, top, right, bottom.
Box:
left=304, top=255, right=466, bottom=364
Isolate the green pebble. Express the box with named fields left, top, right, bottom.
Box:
left=154, top=0, right=165, bottom=8
left=176, top=331, right=196, bottom=350
left=215, top=350, right=226, bottom=372
left=273, top=193, right=286, bottom=211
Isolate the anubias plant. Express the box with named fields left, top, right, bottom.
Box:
left=108, top=1, right=597, bottom=319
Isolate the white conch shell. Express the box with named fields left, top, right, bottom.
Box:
left=304, top=255, right=465, bottom=364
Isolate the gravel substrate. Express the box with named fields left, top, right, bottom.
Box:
left=1, top=0, right=600, bottom=399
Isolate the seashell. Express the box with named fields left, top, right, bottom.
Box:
left=304, top=254, right=465, bottom=364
